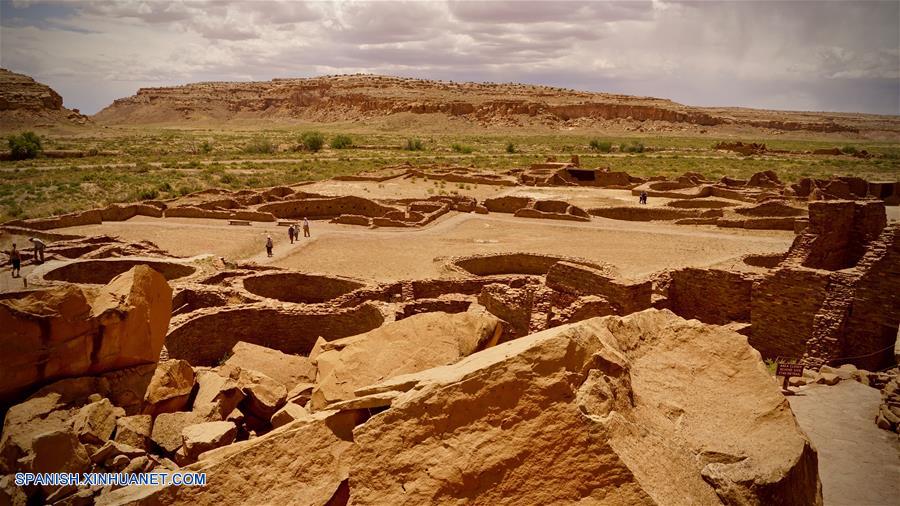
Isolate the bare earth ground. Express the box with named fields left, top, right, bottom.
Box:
left=48, top=212, right=792, bottom=283
left=788, top=381, right=900, bottom=506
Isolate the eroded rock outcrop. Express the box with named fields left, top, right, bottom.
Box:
left=0, top=68, right=89, bottom=127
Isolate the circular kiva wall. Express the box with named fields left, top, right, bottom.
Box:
left=44, top=259, right=196, bottom=284
left=450, top=253, right=614, bottom=277
left=165, top=302, right=386, bottom=366
left=242, top=272, right=366, bottom=304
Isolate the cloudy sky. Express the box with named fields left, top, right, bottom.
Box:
left=1, top=0, right=898, bottom=115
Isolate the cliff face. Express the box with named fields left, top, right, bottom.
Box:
left=92, top=74, right=894, bottom=134
left=0, top=68, right=89, bottom=129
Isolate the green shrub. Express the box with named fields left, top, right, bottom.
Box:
left=620, top=141, right=645, bottom=153
left=199, top=140, right=213, bottom=154
left=451, top=143, right=474, bottom=154
left=220, top=173, right=236, bottom=185
left=841, top=145, right=858, bottom=155
left=300, top=131, right=325, bottom=152
left=244, top=136, right=275, bottom=154
left=7, top=132, right=43, bottom=160
left=330, top=134, right=353, bottom=149
left=404, top=138, right=423, bottom=151
left=505, top=142, right=516, bottom=153
left=138, top=188, right=159, bottom=201
left=589, top=139, right=612, bottom=153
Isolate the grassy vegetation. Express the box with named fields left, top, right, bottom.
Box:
left=330, top=134, right=353, bottom=149
left=299, top=131, right=325, bottom=152
left=589, top=139, right=612, bottom=153
left=451, top=142, right=474, bottom=154
left=7, top=131, right=43, bottom=160
left=1, top=126, right=898, bottom=222
left=404, top=138, right=424, bottom=151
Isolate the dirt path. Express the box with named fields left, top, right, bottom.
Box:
left=788, top=381, right=900, bottom=506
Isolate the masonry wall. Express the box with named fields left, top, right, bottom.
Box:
left=801, top=200, right=885, bottom=270
left=841, top=227, right=900, bottom=370
left=749, top=268, right=830, bottom=360
left=666, top=268, right=755, bottom=325
left=257, top=196, right=397, bottom=219
left=165, top=302, right=385, bottom=365
left=546, top=261, right=651, bottom=314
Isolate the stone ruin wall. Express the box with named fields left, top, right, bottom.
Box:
left=749, top=269, right=832, bottom=360
left=544, top=261, right=651, bottom=315
left=665, top=268, right=756, bottom=325
left=165, top=303, right=386, bottom=366
left=837, top=227, right=900, bottom=369
left=257, top=196, right=397, bottom=219
left=241, top=272, right=367, bottom=304
left=43, top=259, right=197, bottom=284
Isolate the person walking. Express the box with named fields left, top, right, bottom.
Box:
left=288, top=225, right=295, bottom=244
left=28, top=237, right=46, bottom=263
left=302, top=217, right=310, bottom=238
left=9, top=243, right=21, bottom=278
left=265, top=235, right=273, bottom=257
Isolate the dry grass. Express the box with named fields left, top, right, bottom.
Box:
left=1, top=124, right=898, bottom=222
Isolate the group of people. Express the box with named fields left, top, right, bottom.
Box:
left=7, top=237, right=46, bottom=278
left=638, top=191, right=649, bottom=205
left=266, top=217, right=310, bottom=257
left=288, top=218, right=311, bottom=244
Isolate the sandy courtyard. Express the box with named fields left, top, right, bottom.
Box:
left=54, top=212, right=793, bottom=282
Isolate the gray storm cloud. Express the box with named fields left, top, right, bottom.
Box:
left=1, top=0, right=897, bottom=115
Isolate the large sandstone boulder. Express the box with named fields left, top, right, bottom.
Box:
left=98, top=410, right=361, bottom=506
left=223, top=341, right=315, bottom=391
left=191, top=369, right=244, bottom=421
left=71, top=398, right=125, bottom=444
left=114, top=415, right=153, bottom=450
left=347, top=310, right=821, bottom=505
left=150, top=412, right=205, bottom=455
left=0, top=393, right=75, bottom=473
left=142, top=360, right=195, bottom=416
left=21, top=430, right=90, bottom=495
left=310, top=311, right=502, bottom=410
left=0, top=265, right=172, bottom=405
left=177, top=421, right=237, bottom=464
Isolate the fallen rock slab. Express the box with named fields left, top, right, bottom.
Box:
left=150, top=411, right=204, bottom=455
left=224, top=341, right=315, bottom=391
left=72, top=398, right=125, bottom=444
left=178, top=421, right=237, bottom=464
left=348, top=309, right=821, bottom=505
left=98, top=410, right=359, bottom=506
left=142, top=360, right=195, bottom=416
left=0, top=265, right=172, bottom=405
left=311, top=310, right=502, bottom=410
left=114, top=414, right=153, bottom=451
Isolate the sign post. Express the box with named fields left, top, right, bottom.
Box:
left=775, top=362, right=804, bottom=391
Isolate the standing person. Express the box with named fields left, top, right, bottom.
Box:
left=639, top=191, right=648, bottom=205
left=9, top=243, right=21, bottom=278
left=302, top=217, right=310, bottom=238
left=28, top=237, right=46, bottom=263
left=288, top=225, right=295, bottom=244
left=265, top=235, right=273, bottom=257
